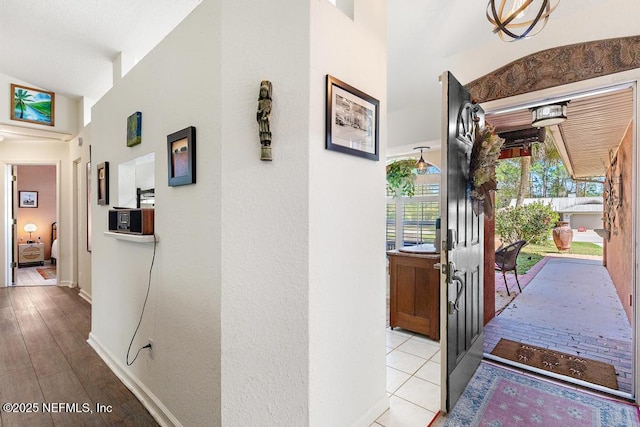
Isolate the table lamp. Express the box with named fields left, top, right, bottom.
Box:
left=24, top=223, right=37, bottom=243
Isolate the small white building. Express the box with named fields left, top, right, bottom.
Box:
left=509, top=197, right=603, bottom=230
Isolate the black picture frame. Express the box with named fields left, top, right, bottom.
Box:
left=19, top=191, right=38, bottom=208
left=97, top=162, right=109, bottom=205
left=167, top=126, right=196, bottom=186
left=325, top=75, right=379, bottom=161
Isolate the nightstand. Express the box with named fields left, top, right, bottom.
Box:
left=18, top=243, right=44, bottom=267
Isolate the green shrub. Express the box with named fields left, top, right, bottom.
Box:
left=386, top=159, right=416, bottom=197
left=495, top=202, right=559, bottom=245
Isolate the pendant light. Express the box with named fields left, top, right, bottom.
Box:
left=486, top=0, right=560, bottom=42
left=414, top=146, right=430, bottom=175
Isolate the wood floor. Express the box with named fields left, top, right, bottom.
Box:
left=0, top=285, right=158, bottom=426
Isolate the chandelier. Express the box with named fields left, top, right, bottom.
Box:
left=414, top=146, right=430, bottom=175
left=486, top=0, right=560, bottom=42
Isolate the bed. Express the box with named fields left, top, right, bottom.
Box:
left=51, top=222, right=58, bottom=265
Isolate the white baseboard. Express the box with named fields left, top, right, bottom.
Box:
left=78, top=288, right=92, bottom=304
left=59, top=280, right=77, bottom=288
left=87, top=333, right=182, bottom=427
left=352, top=395, right=389, bottom=427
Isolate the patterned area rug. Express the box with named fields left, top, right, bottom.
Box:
left=491, top=339, right=618, bottom=390
left=431, top=362, right=640, bottom=427
left=36, top=267, right=56, bottom=280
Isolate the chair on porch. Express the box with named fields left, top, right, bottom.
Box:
left=495, top=239, right=527, bottom=296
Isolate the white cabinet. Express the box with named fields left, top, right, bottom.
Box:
left=18, top=243, right=44, bottom=266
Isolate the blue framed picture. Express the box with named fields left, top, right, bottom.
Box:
left=11, top=84, right=55, bottom=126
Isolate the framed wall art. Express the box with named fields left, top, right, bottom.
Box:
left=325, top=75, right=379, bottom=161
left=11, top=84, right=55, bottom=126
left=97, top=162, right=109, bottom=205
left=127, top=111, right=142, bottom=147
left=19, top=191, right=38, bottom=208
left=167, top=126, right=196, bottom=186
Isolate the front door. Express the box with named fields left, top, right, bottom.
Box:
left=440, top=71, right=485, bottom=411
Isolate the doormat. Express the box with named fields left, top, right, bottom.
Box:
left=430, top=362, right=639, bottom=427
left=491, top=338, right=618, bottom=390
left=36, top=267, right=56, bottom=280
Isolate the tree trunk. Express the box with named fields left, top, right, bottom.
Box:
left=516, top=156, right=531, bottom=206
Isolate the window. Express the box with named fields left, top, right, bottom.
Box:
left=386, top=182, right=440, bottom=251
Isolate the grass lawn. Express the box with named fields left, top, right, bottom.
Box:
left=516, top=240, right=603, bottom=274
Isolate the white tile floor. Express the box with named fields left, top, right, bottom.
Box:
left=372, top=328, right=441, bottom=427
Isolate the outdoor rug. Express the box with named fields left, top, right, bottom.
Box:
left=36, top=267, right=56, bottom=280
left=430, top=362, right=640, bottom=427
left=491, top=338, right=618, bottom=390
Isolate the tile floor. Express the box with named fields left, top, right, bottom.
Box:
left=16, top=262, right=57, bottom=286
left=372, top=328, right=441, bottom=427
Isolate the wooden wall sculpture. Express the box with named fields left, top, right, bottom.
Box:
left=466, top=35, right=640, bottom=103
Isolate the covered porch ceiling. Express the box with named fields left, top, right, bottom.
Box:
left=485, top=85, right=634, bottom=179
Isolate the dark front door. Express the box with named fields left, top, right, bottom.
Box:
left=440, top=71, right=485, bottom=411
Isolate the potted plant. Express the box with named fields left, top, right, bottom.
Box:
left=386, top=159, right=417, bottom=197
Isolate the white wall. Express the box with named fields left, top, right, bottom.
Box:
left=89, top=1, right=221, bottom=426
left=308, top=1, right=388, bottom=426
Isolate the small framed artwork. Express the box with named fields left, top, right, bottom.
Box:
left=167, top=126, right=196, bottom=186
left=127, top=111, right=142, bottom=147
left=97, top=162, right=109, bottom=205
left=19, top=191, right=38, bottom=208
left=325, top=75, right=379, bottom=161
left=11, top=84, right=55, bottom=126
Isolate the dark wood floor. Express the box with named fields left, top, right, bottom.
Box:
left=0, top=285, right=158, bottom=426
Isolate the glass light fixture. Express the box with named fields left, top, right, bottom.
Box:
left=414, top=146, right=430, bottom=175
left=486, top=0, right=560, bottom=41
left=531, top=102, right=567, bottom=127
left=24, top=223, right=37, bottom=243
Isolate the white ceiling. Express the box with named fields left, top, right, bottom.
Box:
left=0, top=0, right=201, bottom=100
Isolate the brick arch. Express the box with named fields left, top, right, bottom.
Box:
left=466, top=35, right=640, bottom=103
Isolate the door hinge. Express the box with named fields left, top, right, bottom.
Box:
left=10, top=262, right=17, bottom=268
left=11, top=218, right=16, bottom=225
left=11, top=175, right=16, bottom=182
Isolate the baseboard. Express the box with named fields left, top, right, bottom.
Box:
left=78, top=288, right=92, bottom=304
left=87, top=333, right=182, bottom=427
left=59, top=280, right=77, bottom=288
left=352, top=395, right=389, bottom=427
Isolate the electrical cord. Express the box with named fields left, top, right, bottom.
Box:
left=126, top=233, right=157, bottom=366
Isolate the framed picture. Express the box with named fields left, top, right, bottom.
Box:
left=167, top=126, right=196, bottom=186
left=19, top=191, right=38, bottom=208
left=97, top=162, right=109, bottom=205
left=127, top=111, right=142, bottom=147
left=10, top=84, right=55, bottom=126
left=325, top=75, right=379, bottom=161
left=86, top=161, right=92, bottom=252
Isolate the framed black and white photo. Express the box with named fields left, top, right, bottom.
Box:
left=19, top=191, right=38, bottom=208
left=326, top=75, right=379, bottom=161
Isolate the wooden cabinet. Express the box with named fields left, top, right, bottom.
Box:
left=388, top=245, right=440, bottom=340
left=19, top=243, right=44, bottom=266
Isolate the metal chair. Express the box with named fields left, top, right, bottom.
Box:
left=495, top=239, right=527, bottom=296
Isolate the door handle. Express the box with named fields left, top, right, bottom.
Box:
left=448, top=270, right=465, bottom=314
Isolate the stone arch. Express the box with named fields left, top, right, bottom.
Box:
left=466, top=35, right=640, bottom=103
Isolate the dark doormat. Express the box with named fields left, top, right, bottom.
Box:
left=491, top=338, right=618, bottom=390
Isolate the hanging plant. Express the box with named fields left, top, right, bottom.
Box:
left=386, top=159, right=417, bottom=197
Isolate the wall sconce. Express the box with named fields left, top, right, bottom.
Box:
left=414, top=146, right=430, bottom=175
left=486, top=0, right=560, bottom=41
left=24, top=223, right=37, bottom=243
left=531, top=102, right=568, bottom=127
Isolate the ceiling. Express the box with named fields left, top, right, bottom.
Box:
left=0, top=0, right=635, bottom=168
left=486, top=86, right=634, bottom=178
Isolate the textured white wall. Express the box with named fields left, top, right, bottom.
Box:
left=309, top=1, right=388, bottom=426
left=219, top=0, right=312, bottom=425
left=89, top=1, right=222, bottom=425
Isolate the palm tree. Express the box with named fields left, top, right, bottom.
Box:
left=14, top=89, right=32, bottom=119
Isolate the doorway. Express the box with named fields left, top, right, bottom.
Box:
left=7, top=163, right=59, bottom=286
left=481, top=82, right=636, bottom=399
